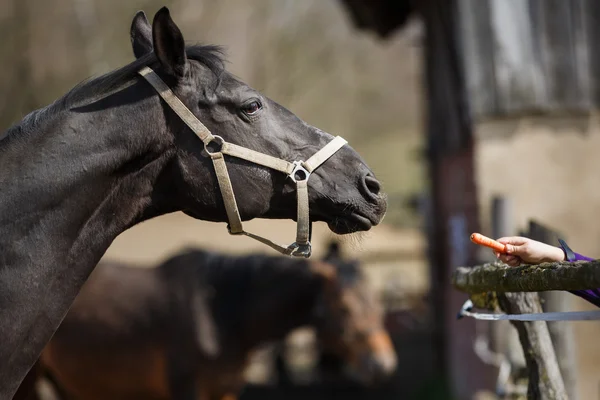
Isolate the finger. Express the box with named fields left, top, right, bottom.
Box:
left=509, top=255, right=523, bottom=267
left=498, top=255, right=519, bottom=266
left=504, top=243, right=526, bottom=256
left=496, top=236, right=529, bottom=246
left=507, top=259, right=521, bottom=267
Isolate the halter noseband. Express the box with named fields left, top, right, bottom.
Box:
left=138, top=66, right=347, bottom=258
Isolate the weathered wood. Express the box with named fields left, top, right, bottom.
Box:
left=457, top=0, right=497, bottom=117
left=497, top=292, right=568, bottom=400
left=458, top=0, right=596, bottom=118
left=541, top=290, right=579, bottom=399
left=527, top=221, right=579, bottom=400
left=489, top=196, right=527, bottom=391
left=452, top=260, right=600, bottom=294
left=419, top=0, right=496, bottom=397
left=582, top=0, right=600, bottom=104
left=488, top=0, right=543, bottom=114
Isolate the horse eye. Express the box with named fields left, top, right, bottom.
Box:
left=242, top=101, right=262, bottom=116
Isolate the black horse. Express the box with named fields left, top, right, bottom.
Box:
left=1, top=7, right=386, bottom=398
left=36, top=242, right=396, bottom=400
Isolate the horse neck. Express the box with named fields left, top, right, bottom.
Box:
left=216, top=257, right=323, bottom=351
left=0, top=83, right=175, bottom=397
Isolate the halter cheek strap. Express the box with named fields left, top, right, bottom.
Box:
left=138, top=66, right=347, bottom=258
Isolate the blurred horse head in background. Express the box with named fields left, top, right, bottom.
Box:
left=312, top=242, right=397, bottom=385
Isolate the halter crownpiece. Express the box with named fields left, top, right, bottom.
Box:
left=138, top=66, right=347, bottom=258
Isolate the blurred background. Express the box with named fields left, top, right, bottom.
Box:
left=4, top=0, right=600, bottom=399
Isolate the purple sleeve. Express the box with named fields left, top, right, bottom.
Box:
left=571, top=253, right=595, bottom=262
left=559, top=239, right=600, bottom=308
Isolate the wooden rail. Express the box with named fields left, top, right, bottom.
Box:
left=450, top=259, right=600, bottom=400
left=453, top=260, right=600, bottom=294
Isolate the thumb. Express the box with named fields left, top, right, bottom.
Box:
left=504, top=243, right=524, bottom=255
left=497, top=236, right=528, bottom=255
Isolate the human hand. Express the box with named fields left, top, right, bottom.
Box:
left=493, top=236, right=565, bottom=267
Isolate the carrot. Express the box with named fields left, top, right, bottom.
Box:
left=470, top=233, right=507, bottom=253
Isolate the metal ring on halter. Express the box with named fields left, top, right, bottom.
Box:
left=289, top=161, right=311, bottom=183
left=289, top=242, right=312, bottom=258
left=204, top=135, right=225, bottom=156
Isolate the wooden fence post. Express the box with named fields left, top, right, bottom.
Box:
left=526, top=221, right=579, bottom=400
left=451, top=256, right=600, bottom=400
left=495, top=292, right=568, bottom=400
left=489, top=197, right=525, bottom=375
left=418, top=0, right=497, bottom=396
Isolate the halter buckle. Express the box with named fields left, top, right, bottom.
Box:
left=289, top=161, right=311, bottom=183
left=226, top=224, right=244, bottom=235
left=288, top=241, right=312, bottom=258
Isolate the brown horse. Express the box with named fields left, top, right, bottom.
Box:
left=34, top=243, right=397, bottom=400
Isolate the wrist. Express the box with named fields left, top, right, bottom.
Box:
left=549, top=246, right=566, bottom=262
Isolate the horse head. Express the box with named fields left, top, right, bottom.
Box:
left=128, top=9, right=387, bottom=252
left=311, top=242, right=397, bottom=384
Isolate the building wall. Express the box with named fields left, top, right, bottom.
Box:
left=475, top=114, right=600, bottom=400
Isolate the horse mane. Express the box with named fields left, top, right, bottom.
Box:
left=157, top=243, right=363, bottom=294
left=0, top=44, right=226, bottom=146
left=157, top=247, right=314, bottom=289
left=62, top=44, right=226, bottom=109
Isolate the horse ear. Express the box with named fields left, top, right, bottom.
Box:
left=321, top=240, right=342, bottom=264
left=310, top=261, right=337, bottom=283
left=130, top=11, right=153, bottom=59
left=152, top=7, right=188, bottom=77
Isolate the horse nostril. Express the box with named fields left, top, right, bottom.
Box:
left=363, top=173, right=381, bottom=197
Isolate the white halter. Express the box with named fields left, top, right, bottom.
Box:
left=138, top=66, right=347, bottom=258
